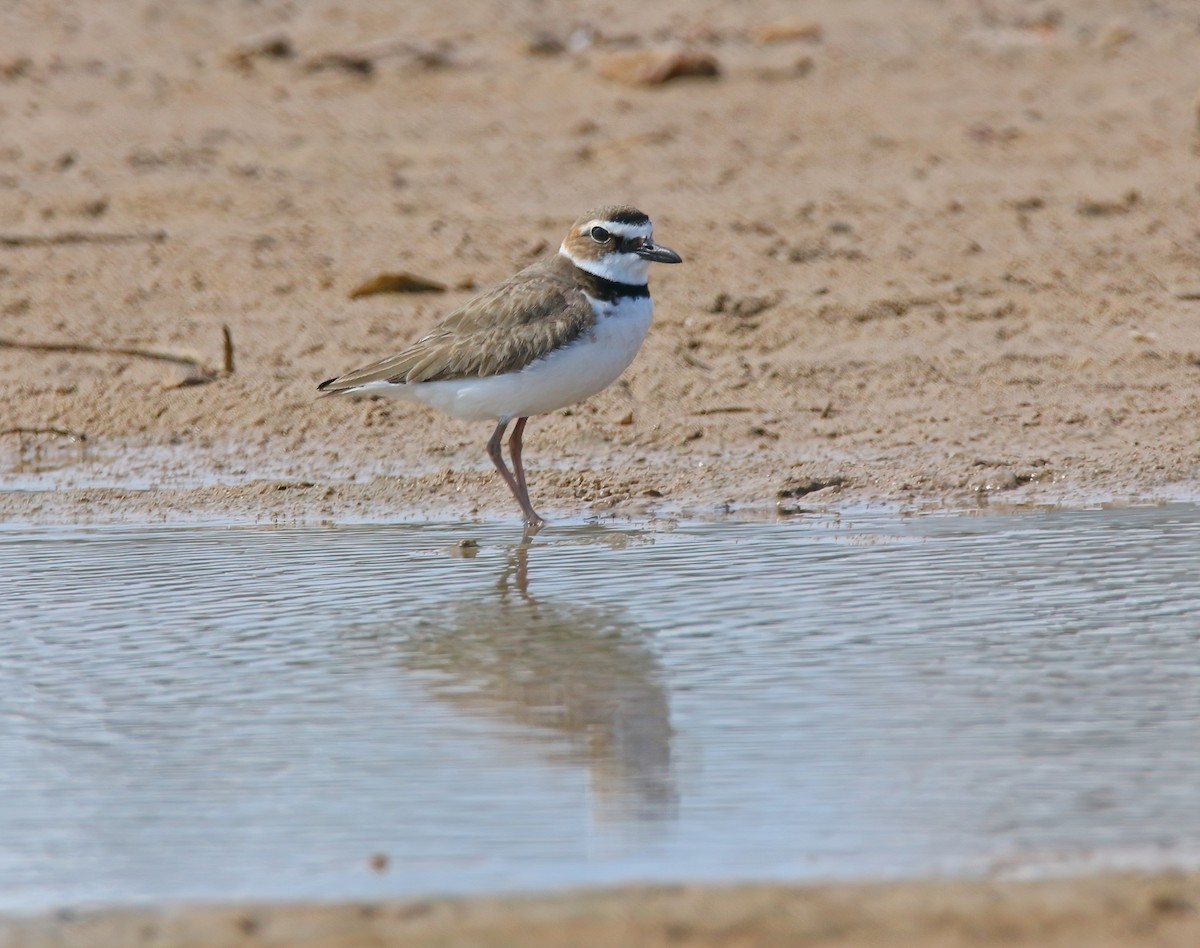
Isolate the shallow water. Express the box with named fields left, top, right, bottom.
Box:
left=2, top=504, right=1200, bottom=911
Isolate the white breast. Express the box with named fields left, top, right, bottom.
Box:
left=360, top=295, right=654, bottom=422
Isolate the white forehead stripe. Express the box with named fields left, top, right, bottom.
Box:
left=582, top=219, right=653, bottom=240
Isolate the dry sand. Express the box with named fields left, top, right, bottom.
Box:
left=3, top=0, right=1199, bottom=941
left=2, top=0, right=1198, bottom=526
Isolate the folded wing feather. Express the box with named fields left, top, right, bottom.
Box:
left=318, top=267, right=597, bottom=392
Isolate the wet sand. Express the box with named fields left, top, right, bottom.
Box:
left=3, top=0, right=1200, bottom=940
left=6, top=873, right=1200, bottom=947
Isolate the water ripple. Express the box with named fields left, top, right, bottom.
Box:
left=2, top=504, right=1199, bottom=909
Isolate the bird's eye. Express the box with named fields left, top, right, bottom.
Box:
left=590, top=226, right=610, bottom=243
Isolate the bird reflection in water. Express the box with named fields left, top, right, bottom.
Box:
left=401, top=538, right=677, bottom=824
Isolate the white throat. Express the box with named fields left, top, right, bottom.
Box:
left=560, top=246, right=651, bottom=285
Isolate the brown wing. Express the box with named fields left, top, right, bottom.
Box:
left=318, top=259, right=596, bottom=393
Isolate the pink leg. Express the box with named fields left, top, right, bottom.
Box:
left=508, top=417, right=544, bottom=530
left=486, top=418, right=543, bottom=529
left=510, top=417, right=530, bottom=499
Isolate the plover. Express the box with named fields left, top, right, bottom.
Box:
left=318, top=205, right=681, bottom=529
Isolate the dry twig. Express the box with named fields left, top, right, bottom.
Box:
left=0, top=324, right=235, bottom=387
left=0, top=230, right=167, bottom=248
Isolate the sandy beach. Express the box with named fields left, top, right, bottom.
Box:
left=2, top=0, right=1198, bottom=527
left=3, top=0, right=1199, bottom=942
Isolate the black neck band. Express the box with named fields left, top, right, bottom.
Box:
left=574, top=267, right=650, bottom=302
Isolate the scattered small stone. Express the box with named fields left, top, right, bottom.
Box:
left=228, top=34, right=295, bottom=71
left=349, top=272, right=447, bottom=299
left=967, top=466, right=1041, bottom=492
left=967, top=123, right=1021, bottom=144
left=781, top=241, right=825, bottom=263
left=1150, top=893, right=1195, bottom=915
left=970, top=470, right=1018, bottom=491
left=78, top=198, right=109, bottom=218
left=757, top=55, right=815, bottom=81
left=1021, top=10, right=1063, bottom=32
left=452, top=538, right=480, bottom=558
left=522, top=32, right=565, bottom=56
left=596, top=46, right=719, bottom=86
left=305, top=40, right=451, bottom=76
left=1076, top=190, right=1139, bottom=216
left=0, top=57, right=33, bottom=80
left=617, top=411, right=634, bottom=425
left=368, top=853, right=390, bottom=874
left=409, top=45, right=453, bottom=69
left=777, top=475, right=845, bottom=499
left=710, top=292, right=778, bottom=317
left=642, top=488, right=664, bottom=497
left=1172, top=287, right=1200, bottom=300
left=853, top=299, right=909, bottom=323
left=679, top=349, right=713, bottom=371
left=752, top=20, right=823, bottom=45
left=1093, top=21, right=1135, bottom=56
left=567, top=28, right=596, bottom=54
left=236, top=914, right=261, bottom=936
left=306, top=51, right=376, bottom=76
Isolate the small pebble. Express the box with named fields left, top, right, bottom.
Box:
left=227, top=34, right=295, bottom=71
left=752, top=20, right=823, bottom=45
left=1093, top=21, right=1134, bottom=56
left=522, top=32, right=564, bottom=56
left=597, top=47, right=719, bottom=86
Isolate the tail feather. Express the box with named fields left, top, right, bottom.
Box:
left=317, top=374, right=365, bottom=397
left=317, top=375, right=404, bottom=398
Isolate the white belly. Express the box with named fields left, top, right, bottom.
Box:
left=358, top=296, right=653, bottom=422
